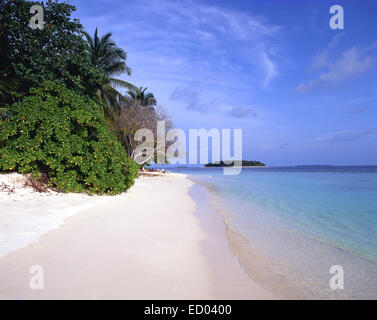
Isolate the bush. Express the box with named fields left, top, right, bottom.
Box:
left=0, top=81, right=138, bottom=194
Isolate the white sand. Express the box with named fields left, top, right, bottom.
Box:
left=0, top=173, right=275, bottom=299
left=0, top=173, right=110, bottom=259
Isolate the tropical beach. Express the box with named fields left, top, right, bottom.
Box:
left=1, top=0, right=377, bottom=303
left=181, top=166, right=377, bottom=299
left=0, top=172, right=275, bottom=299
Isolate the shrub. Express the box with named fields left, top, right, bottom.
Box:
left=0, top=81, right=138, bottom=194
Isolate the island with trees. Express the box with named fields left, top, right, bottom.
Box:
left=204, top=160, right=266, bottom=167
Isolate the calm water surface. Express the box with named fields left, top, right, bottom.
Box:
left=169, top=166, right=377, bottom=299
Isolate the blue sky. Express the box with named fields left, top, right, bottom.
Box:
left=73, top=0, right=377, bottom=165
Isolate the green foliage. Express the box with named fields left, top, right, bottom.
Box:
left=83, top=27, right=131, bottom=77
left=83, top=28, right=137, bottom=117
left=0, top=0, right=105, bottom=99
left=128, top=87, right=157, bottom=107
left=205, top=160, right=266, bottom=167
left=0, top=81, right=138, bottom=194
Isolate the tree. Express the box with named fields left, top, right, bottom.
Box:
left=127, top=87, right=157, bottom=107
left=83, top=27, right=137, bottom=115
left=0, top=77, right=18, bottom=121
left=115, top=102, right=173, bottom=164
left=84, top=27, right=131, bottom=77
left=0, top=0, right=105, bottom=99
left=0, top=81, right=138, bottom=194
left=0, top=74, right=30, bottom=121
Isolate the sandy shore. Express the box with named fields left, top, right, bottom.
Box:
left=0, top=173, right=275, bottom=299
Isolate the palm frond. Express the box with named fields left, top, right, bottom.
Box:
left=0, top=78, right=19, bottom=96
left=109, top=78, right=137, bottom=91
left=0, top=107, right=9, bottom=121
left=127, top=86, right=157, bottom=107
left=84, top=27, right=131, bottom=77
left=83, top=28, right=136, bottom=118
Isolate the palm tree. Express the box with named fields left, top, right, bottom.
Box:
left=0, top=76, right=23, bottom=121
left=0, top=106, right=8, bottom=121
left=127, top=87, right=157, bottom=107
left=0, top=78, right=17, bottom=97
left=83, top=28, right=137, bottom=115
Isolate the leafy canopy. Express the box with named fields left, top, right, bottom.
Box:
left=0, top=0, right=105, bottom=98
left=0, top=81, right=138, bottom=194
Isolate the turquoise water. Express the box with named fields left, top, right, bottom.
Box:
left=171, top=166, right=377, bottom=299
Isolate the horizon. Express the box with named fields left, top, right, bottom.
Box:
left=152, top=163, right=377, bottom=167
left=73, top=0, right=377, bottom=166
left=1, top=0, right=377, bottom=303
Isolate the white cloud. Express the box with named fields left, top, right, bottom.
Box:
left=79, top=0, right=282, bottom=91
left=315, top=128, right=377, bottom=142
left=226, top=106, right=258, bottom=118
left=170, top=81, right=217, bottom=113
left=261, top=52, right=278, bottom=86
left=296, top=41, right=377, bottom=93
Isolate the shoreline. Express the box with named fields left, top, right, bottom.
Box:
left=188, top=182, right=276, bottom=299
left=186, top=177, right=284, bottom=299
left=187, top=173, right=377, bottom=300
left=0, top=172, right=274, bottom=299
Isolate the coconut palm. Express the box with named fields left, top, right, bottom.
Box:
left=83, top=28, right=137, bottom=115
left=127, top=87, right=157, bottom=107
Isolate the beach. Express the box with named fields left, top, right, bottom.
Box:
left=0, top=173, right=275, bottom=300
left=183, top=166, right=377, bottom=299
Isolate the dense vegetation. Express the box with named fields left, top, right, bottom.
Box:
left=205, top=160, right=266, bottom=167
left=0, top=82, right=138, bottom=194
left=0, top=0, right=166, bottom=194
left=0, top=0, right=105, bottom=99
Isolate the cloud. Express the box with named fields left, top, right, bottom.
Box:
left=343, top=96, right=375, bottom=114
left=344, top=106, right=369, bottom=115
left=315, top=128, right=377, bottom=142
left=170, top=81, right=258, bottom=118
left=261, top=52, right=278, bottom=87
left=345, top=96, right=376, bottom=104
left=296, top=41, right=377, bottom=93
left=274, top=142, right=290, bottom=150
left=226, top=107, right=258, bottom=118
left=308, top=33, right=345, bottom=71
left=170, top=82, right=216, bottom=113
left=78, top=0, right=282, bottom=90
left=198, top=5, right=280, bottom=40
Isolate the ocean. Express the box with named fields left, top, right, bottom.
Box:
left=170, top=165, right=377, bottom=299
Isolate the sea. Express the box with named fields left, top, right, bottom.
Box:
left=168, top=165, right=377, bottom=299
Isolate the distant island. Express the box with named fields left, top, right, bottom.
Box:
left=204, top=160, right=266, bottom=167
